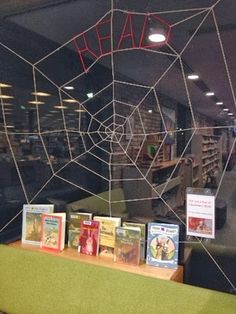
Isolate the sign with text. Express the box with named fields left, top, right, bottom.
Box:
left=186, top=188, right=215, bottom=239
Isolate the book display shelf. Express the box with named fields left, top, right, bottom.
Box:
left=9, top=241, right=183, bottom=282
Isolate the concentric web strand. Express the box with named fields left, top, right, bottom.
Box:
left=0, top=0, right=235, bottom=292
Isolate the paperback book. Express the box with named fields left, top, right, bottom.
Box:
left=93, top=216, right=121, bottom=257
left=114, top=226, right=141, bottom=266
left=123, top=222, right=146, bottom=262
left=68, top=212, right=92, bottom=249
left=146, top=222, right=179, bottom=269
left=21, top=204, right=54, bottom=246
left=40, top=213, right=66, bottom=252
left=79, top=220, right=100, bottom=256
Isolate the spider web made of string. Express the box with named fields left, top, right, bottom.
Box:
left=0, top=0, right=235, bottom=290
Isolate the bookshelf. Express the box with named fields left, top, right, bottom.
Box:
left=123, top=158, right=184, bottom=217
left=188, top=134, right=222, bottom=188
left=9, top=241, right=183, bottom=282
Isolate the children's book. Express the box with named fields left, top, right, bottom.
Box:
left=146, top=222, right=179, bottom=269
left=40, top=213, right=66, bottom=252
left=114, top=226, right=141, bottom=266
left=21, top=204, right=54, bottom=246
left=123, top=222, right=146, bottom=262
left=93, top=216, right=121, bottom=257
left=68, top=212, right=92, bottom=249
left=79, top=220, right=100, bottom=256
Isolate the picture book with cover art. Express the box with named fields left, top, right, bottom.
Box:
left=40, top=213, right=66, bottom=252
left=93, top=216, right=121, bottom=257
left=79, top=220, right=100, bottom=256
left=114, top=226, right=141, bottom=266
left=68, top=212, right=92, bottom=249
left=21, top=204, right=54, bottom=246
left=123, top=222, right=146, bottom=262
left=146, top=222, right=179, bottom=269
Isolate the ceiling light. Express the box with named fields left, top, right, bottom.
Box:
left=63, top=99, right=78, bottom=103
left=187, top=74, right=199, bottom=80
left=28, top=100, right=45, bottom=105
left=0, top=95, right=14, bottom=99
left=205, top=92, right=214, bottom=96
left=87, top=92, right=94, bottom=99
left=0, top=83, right=12, bottom=88
left=5, top=125, right=14, bottom=128
left=216, top=102, right=223, bottom=105
left=148, top=16, right=167, bottom=43
left=148, top=109, right=153, bottom=113
left=228, top=112, right=233, bottom=116
left=148, top=32, right=166, bottom=43
left=54, top=105, right=68, bottom=109
left=223, top=108, right=229, bottom=111
left=31, top=92, right=51, bottom=97
left=64, top=86, right=74, bottom=90
left=74, top=109, right=86, bottom=112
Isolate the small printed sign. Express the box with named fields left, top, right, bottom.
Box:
left=186, top=188, right=215, bottom=239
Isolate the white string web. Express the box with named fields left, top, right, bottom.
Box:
left=0, top=0, right=235, bottom=291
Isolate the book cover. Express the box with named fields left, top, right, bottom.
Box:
left=21, top=204, right=54, bottom=246
left=123, top=222, right=146, bottom=261
left=68, top=212, right=92, bottom=249
left=146, top=222, right=179, bottom=269
left=79, top=220, right=100, bottom=256
left=40, top=213, right=66, bottom=252
left=93, top=216, right=121, bottom=257
left=114, top=226, right=141, bottom=266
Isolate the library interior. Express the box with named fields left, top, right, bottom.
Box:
left=1, top=1, right=236, bottom=313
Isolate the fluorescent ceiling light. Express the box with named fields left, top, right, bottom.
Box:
left=216, top=102, right=223, bottom=105
left=31, top=92, right=51, bottom=97
left=205, top=92, right=214, bottom=96
left=5, top=125, right=14, bottom=128
left=28, top=100, right=45, bottom=105
left=0, top=83, right=12, bottom=88
left=0, top=95, right=14, bottom=99
left=223, top=108, right=229, bottom=111
left=187, top=74, right=199, bottom=80
left=63, top=98, right=78, bottom=103
left=64, top=86, right=74, bottom=90
left=228, top=112, right=233, bottom=116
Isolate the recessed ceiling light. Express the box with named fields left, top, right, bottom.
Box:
left=87, top=92, right=94, bottom=99
left=0, top=95, right=14, bottom=99
left=0, top=83, right=12, bottom=88
left=31, top=92, right=51, bottom=97
left=187, top=74, right=199, bottom=80
left=223, top=108, right=229, bottom=111
left=216, top=102, right=223, bottom=105
left=28, top=100, right=45, bottom=105
left=206, top=92, right=214, bottom=96
left=228, top=112, right=233, bottom=116
left=63, top=99, right=78, bottom=103
left=64, top=86, right=74, bottom=90
left=54, top=105, right=68, bottom=109
left=74, top=109, right=86, bottom=112
left=148, top=109, right=153, bottom=113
